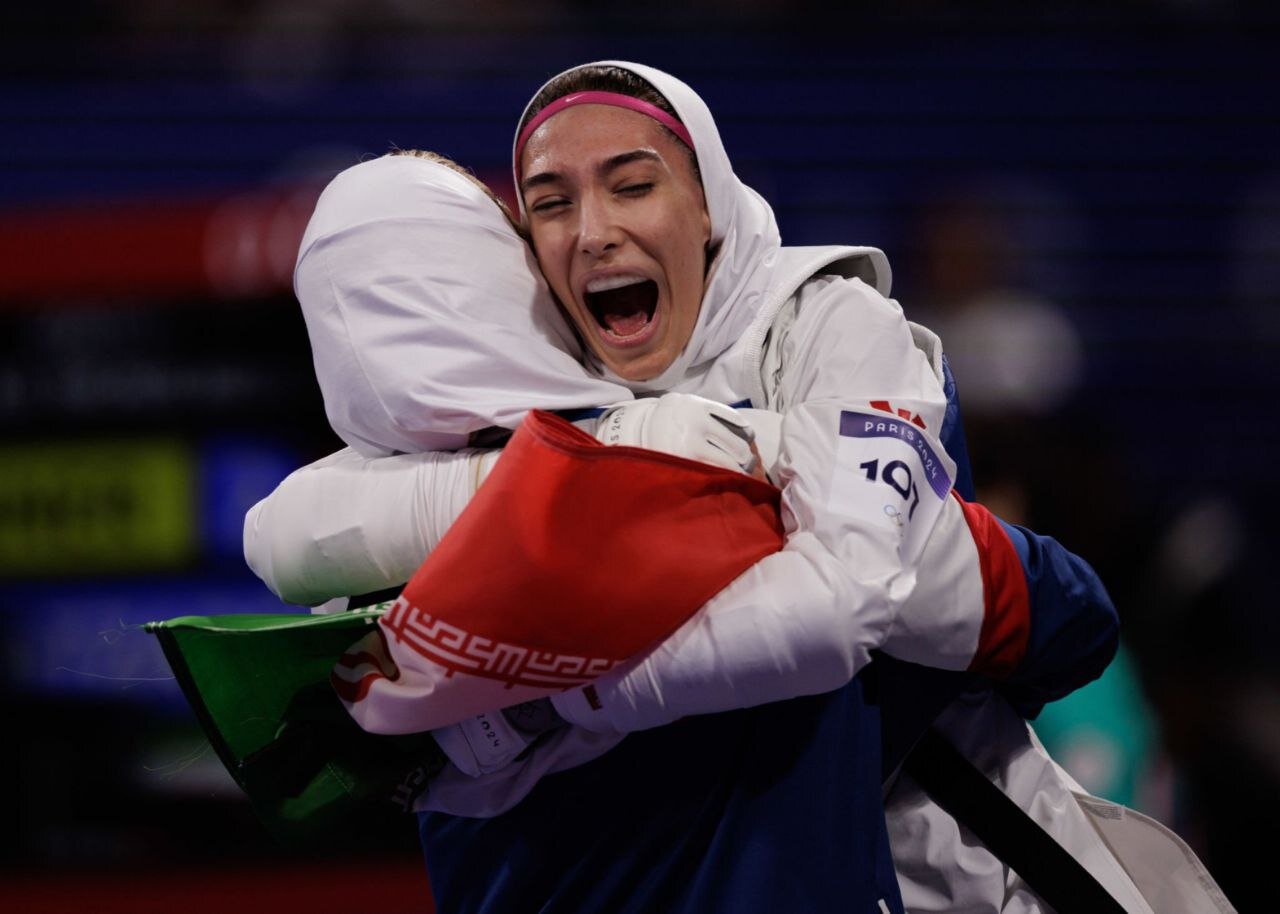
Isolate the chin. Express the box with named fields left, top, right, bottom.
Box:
left=602, top=348, right=674, bottom=383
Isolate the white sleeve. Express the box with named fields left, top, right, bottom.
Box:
left=552, top=277, right=979, bottom=732
left=243, top=446, right=492, bottom=606
left=716, top=410, right=987, bottom=673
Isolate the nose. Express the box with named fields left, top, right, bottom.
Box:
left=577, top=190, right=624, bottom=259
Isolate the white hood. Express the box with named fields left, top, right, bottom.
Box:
left=514, top=61, right=787, bottom=393
left=514, top=62, right=892, bottom=398
left=295, top=154, right=631, bottom=456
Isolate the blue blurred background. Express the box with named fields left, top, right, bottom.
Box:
left=1, top=3, right=1276, bottom=911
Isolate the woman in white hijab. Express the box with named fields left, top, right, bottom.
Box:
left=503, top=60, right=1221, bottom=914
left=503, top=62, right=1229, bottom=914
left=246, top=65, right=1229, bottom=914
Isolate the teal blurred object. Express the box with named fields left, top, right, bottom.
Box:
left=1032, top=643, right=1156, bottom=809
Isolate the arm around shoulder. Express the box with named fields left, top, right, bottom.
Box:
left=243, top=446, right=492, bottom=606
left=554, top=278, right=959, bottom=732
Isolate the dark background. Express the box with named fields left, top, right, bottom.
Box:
left=1, top=3, right=1276, bottom=911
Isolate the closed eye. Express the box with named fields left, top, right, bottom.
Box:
left=529, top=196, right=570, bottom=214
left=618, top=183, right=654, bottom=197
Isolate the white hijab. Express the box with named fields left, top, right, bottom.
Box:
left=295, top=154, right=632, bottom=457
left=509, top=59, right=890, bottom=394
left=513, top=61, right=787, bottom=394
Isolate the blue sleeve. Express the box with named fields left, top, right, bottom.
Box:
left=941, top=353, right=1117, bottom=718
left=998, top=519, right=1120, bottom=719
left=938, top=354, right=976, bottom=501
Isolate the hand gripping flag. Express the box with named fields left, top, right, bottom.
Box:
left=334, top=409, right=785, bottom=735
left=146, top=608, right=442, bottom=846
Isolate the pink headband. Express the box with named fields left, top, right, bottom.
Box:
left=515, top=90, right=696, bottom=176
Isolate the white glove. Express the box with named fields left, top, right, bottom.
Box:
left=596, top=392, right=759, bottom=476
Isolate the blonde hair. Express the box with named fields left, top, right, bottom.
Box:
left=387, top=149, right=523, bottom=236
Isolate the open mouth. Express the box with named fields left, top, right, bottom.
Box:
left=583, top=276, right=659, bottom=344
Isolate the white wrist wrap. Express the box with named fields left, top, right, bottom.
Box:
left=432, top=711, right=532, bottom=778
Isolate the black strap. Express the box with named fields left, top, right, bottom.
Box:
left=871, top=655, right=976, bottom=781
left=903, top=727, right=1129, bottom=914
left=347, top=583, right=405, bottom=610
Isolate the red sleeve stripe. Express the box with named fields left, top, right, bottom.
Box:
left=953, top=492, right=1031, bottom=678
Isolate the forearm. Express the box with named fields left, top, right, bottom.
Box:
left=553, top=386, right=953, bottom=733
left=994, top=520, right=1118, bottom=717
left=883, top=495, right=1118, bottom=709
left=584, top=480, right=1116, bottom=734
left=550, top=285, right=1114, bottom=733
left=243, top=446, right=492, bottom=606
left=552, top=531, right=891, bottom=731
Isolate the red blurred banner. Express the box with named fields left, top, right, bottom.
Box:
left=0, top=187, right=319, bottom=306
left=0, top=170, right=515, bottom=308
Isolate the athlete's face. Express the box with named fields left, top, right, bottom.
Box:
left=519, top=105, right=711, bottom=382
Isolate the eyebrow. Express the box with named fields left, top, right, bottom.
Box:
left=598, top=149, right=663, bottom=175
left=520, top=148, right=663, bottom=195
